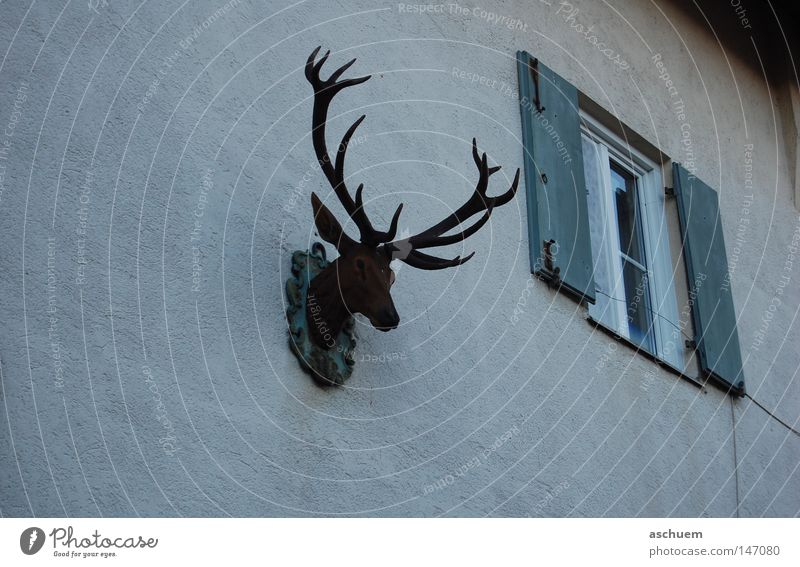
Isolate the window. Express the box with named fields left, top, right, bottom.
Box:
left=580, top=115, right=682, bottom=368
left=516, top=50, right=744, bottom=394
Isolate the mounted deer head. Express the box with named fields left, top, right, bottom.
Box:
left=304, top=47, right=519, bottom=349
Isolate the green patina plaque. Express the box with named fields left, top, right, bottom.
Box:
left=286, top=243, right=357, bottom=386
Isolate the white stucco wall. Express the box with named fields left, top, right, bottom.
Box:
left=0, top=0, right=797, bottom=517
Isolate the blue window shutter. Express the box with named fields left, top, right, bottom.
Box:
left=516, top=51, right=595, bottom=304
left=673, top=164, right=745, bottom=395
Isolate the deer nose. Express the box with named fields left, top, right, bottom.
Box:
left=376, top=305, right=400, bottom=331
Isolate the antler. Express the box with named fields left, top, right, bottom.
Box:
left=383, top=138, right=520, bottom=270
left=305, top=46, right=403, bottom=247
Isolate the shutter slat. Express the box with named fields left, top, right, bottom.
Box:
left=673, top=164, right=746, bottom=395
left=516, top=51, right=595, bottom=304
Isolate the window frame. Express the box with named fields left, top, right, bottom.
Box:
left=579, top=112, right=683, bottom=368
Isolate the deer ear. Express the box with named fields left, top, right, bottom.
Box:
left=311, top=192, right=355, bottom=252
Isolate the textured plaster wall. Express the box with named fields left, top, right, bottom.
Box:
left=0, top=0, right=797, bottom=517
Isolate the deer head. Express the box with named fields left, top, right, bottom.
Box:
left=304, top=47, right=519, bottom=349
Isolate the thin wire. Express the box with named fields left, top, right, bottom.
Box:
left=592, top=291, right=800, bottom=439
left=743, top=394, right=800, bottom=439
left=592, top=288, right=694, bottom=342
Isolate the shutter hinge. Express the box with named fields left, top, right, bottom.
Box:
left=536, top=238, right=561, bottom=287
left=685, top=339, right=696, bottom=350
left=664, top=186, right=675, bottom=197
left=527, top=57, right=545, bottom=113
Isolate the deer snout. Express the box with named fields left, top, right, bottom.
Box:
left=374, top=304, right=400, bottom=331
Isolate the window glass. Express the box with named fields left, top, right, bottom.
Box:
left=583, top=137, right=658, bottom=353
left=611, top=163, right=645, bottom=265
left=579, top=116, right=682, bottom=369
left=621, top=258, right=655, bottom=352
left=610, top=160, right=654, bottom=352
